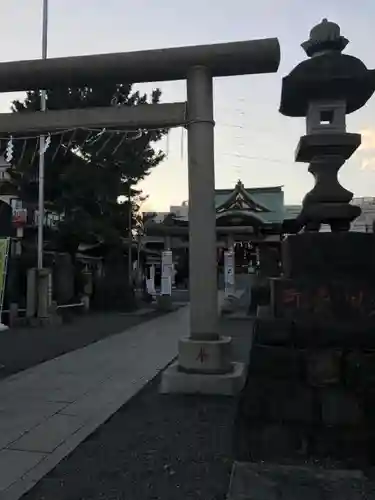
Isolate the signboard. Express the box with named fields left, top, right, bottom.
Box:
left=271, top=277, right=375, bottom=321
left=12, top=208, right=27, bottom=226
left=12, top=208, right=27, bottom=238
left=224, top=250, right=235, bottom=297
left=0, top=238, right=10, bottom=327
left=146, top=265, right=156, bottom=296
left=161, top=250, right=173, bottom=296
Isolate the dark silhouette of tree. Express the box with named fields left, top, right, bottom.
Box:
left=2, top=84, right=167, bottom=258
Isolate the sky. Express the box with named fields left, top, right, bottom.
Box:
left=1, top=0, right=375, bottom=212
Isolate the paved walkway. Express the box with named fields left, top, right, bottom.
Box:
left=0, top=308, right=168, bottom=380
left=0, top=305, right=189, bottom=500
left=22, top=370, right=235, bottom=500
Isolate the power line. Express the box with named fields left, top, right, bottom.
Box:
left=220, top=152, right=291, bottom=166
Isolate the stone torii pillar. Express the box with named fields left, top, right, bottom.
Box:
left=0, top=37, right=280, bottom=393
left=170, top=65, right=236, bottom=387
left=186, top=66, right=217, bottom=338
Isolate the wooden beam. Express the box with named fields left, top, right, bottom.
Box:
left=0, top=102, right=187, bottom=135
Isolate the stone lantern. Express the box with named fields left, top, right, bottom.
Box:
left=280, top=19, right=375, bottom=232
left=233, top=21, right=375, bottom=472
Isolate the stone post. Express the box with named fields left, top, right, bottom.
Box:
left=8, top=302, right=19, bottom=327
left=82, top=294, right=90, bottom=312
left=186, top=65, right=218, bottom=341
left=26, top=268, right=37, bottom=320
left=37, top=268, right=51, bottom=320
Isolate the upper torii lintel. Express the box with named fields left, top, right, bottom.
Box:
left=0, top=38, right=280, bottom=93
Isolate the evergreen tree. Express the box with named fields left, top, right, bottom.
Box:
left=2, top=84, right=166, bottom=257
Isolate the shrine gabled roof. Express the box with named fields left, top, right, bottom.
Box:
left=215, top=181, right=284, bottom=224
left=143, top=181, right=285, bottom=229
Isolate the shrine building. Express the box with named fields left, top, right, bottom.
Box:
left=143, top=180, right=285, bottom=279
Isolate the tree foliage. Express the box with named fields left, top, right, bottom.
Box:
left=2, top=84, right=166, bottom=253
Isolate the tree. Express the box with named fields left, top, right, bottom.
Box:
left=2, top=84, right=167, bottom=258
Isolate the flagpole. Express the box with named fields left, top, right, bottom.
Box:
left=37, top=0, right=48, bottom=270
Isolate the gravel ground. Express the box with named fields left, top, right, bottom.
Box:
left=22, top=374, right=236, bottom=500
left=0, top=309, right=166, bottom=380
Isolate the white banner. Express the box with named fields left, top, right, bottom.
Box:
left=146, top=279, right=156, bottom=295
left=161, top=250, right=173, bottom=296
left=147, top=265, right=156, bottom=296
left=224, top=250, right=235, bottom=296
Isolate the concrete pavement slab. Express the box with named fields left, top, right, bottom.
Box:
left=0, top=449, right=47, bottom=492
left=8, top=414, right=87, bottom=453
left=0, top=305, right=188, bottom=499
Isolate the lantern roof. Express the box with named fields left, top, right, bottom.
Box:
left=280, top=19, right=375, bottom=117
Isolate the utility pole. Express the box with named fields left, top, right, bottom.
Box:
left=37, top=0, right=48, bottom=270
left=128, top=183, right=133, bottom=287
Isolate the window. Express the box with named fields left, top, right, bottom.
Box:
left=320, top=109, right=334, bottom=125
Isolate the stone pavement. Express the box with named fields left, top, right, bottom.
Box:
left=21, top=370, right=236, bottom=500
left=0, top=307, right=169, bottom=380
left=0, top=305, right=189, bottom=500
left=227, top=462, right=374, bottom=499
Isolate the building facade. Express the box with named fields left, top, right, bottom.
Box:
left=143, top=181, right=285, bottom=281
left=285, top=198, right=375, bottom=233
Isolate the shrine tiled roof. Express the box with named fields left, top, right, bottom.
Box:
left=215, top=181, right=284, bottom=224
left=144, top=181, right=286, bottom=228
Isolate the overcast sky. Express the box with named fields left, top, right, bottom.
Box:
left=1, top=0, right=375, bottom=211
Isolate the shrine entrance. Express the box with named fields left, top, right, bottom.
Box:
left=0, top=37, right=280, bottom=392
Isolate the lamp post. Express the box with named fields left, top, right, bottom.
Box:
left=128, top=183, right=133, bottom=287
left=37, top=0, right=48, bottom=270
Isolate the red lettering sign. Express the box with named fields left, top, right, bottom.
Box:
left=282, top=289, right=301, bottom=308
left=196, top=348, right=209, bottom=363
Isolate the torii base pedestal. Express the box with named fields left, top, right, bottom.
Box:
left=160, top=336, right=246, bottom=395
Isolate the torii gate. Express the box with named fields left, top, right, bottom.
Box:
left=0, top=38, right=280, bottom=393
